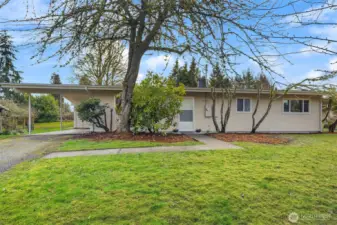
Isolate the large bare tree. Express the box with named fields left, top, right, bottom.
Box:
left=2, top=0, right=337, bottom=132
left=73, top=41, right=126, bottom=86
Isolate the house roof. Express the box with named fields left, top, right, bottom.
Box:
left=0, top=83, right=323, bottom=96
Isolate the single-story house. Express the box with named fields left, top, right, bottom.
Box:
left=0, top=83, right=323, bottom=133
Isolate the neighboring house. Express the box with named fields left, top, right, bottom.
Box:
left=0, top=83, right=323, bottom=133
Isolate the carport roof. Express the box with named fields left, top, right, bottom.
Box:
left=0, top=83, right=323, bottom=96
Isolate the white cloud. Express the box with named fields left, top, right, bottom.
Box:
left=328, top=57, right=337, bottom=71
left=137, top=73, right=145, bottom=83
left=306, top=70, right=322, bottom=79
left=144, top=54, right=183, bottom=71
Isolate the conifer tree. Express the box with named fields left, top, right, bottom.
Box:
left=0, top=32, right=22, bottom=102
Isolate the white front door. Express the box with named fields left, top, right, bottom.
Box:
left=179, top=98, right=194, bottom=131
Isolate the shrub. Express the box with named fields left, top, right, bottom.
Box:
left=32, top=95, right=59, bottom=122
left=76, top=98, right=110, bottom=132
left=131, top=72, right=185, bottom=133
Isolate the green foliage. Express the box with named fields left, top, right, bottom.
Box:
left=131, top=72, right=185, bottom=133
left=32, top=95, right=59, bottom=123
left=0, top=31, right=23, bottom=102
left=75, top=98, right=110, bottom=132
left=209, top=63, right=231, bottom=88
left=170, top=58, right=200, bottom=87
left=50, top=72, right=62, bottom=84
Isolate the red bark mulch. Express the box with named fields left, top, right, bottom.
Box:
left=208, top=133, right=290, bottom=144
left=73, top=132, right=196, bottom=143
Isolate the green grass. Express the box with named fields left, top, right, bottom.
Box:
left=58, top=139, right=201, bottom=151
left=0, top=134, right=16, bottom=140
left=0, top=134, right=336, bottom=224
left=31, top=121, right=74, bottom=134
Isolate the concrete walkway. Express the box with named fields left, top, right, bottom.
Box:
left=43, top=134, right=241, bottom=159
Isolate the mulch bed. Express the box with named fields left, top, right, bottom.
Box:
left=72, top=132, right=196, bottom=143
left=208, top=133, right=290, bottom=144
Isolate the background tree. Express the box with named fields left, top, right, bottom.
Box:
left=50, top=73, right=61, bottom=85
left=131, top=72, right=185, bottom=134
left=50, top=72, right=62, bottom=101
left=76, top=98, right=110, bottom=132
left=32, top=95, right=59, bottom=123
left=0, top=31, right=22, bottom=102
left=322, top=88, right=337, bottom=132
left=187, top=57, right=199, bottom=87
left=6, top=0, right=337, bottom=132
left=169, top=59, right=180, bottom=85
left=171, top=59, right=200, bottom=87
left=73, top=41, right=126, bottom=86
left=209, top=63, right=231, bottom=88
left=78, top=75, right=92, bottom=85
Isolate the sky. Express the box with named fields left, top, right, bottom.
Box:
left=1, top=0, right=337, bottom=85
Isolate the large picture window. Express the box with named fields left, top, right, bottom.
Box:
left=283, top=100, right=309, bottom=113
left=237, top=98, right=251, bottom=112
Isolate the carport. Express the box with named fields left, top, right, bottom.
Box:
left=0, top=83, right=122, bottom=134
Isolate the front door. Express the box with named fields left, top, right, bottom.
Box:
left=179, top=98, right=194, bottom=131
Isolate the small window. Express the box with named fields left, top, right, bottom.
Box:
left=180, top=110, right=193, bottom=122
left=283, top=99, right=309, bottom=113
left=237, top=98, right=251, bottom=112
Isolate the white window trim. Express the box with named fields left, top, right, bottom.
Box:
left=236, top=97, right=252, bottom=113
left=283, top=99, right=310, bottom=114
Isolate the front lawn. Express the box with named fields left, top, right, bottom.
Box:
left=58, top=139, right=201, bottom=151
left=31, top=121, right=74, bottom=134
left=0, top=134, right=336, bottom=224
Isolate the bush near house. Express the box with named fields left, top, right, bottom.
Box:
left=76, top=98, right=111, bottom=132
left=131, top=72, right=185, bottom=133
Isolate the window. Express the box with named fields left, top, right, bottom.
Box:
left=237, top=98, right=251, bottom=112
left=180, top=110, right=193, bottom=122
left=283, top=99, right=309, bottom=113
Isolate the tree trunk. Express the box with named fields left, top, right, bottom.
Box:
left=211, top=88, right=220, bottom=132
left=117, top=48, right=145, bottom=132
left=251, top=87, right=261, bottom=133
left=220, top=89, right=225, bottom=132
left=329, top=119, right=337, bottom=133
left=322, top=98, right=332, bottom=122
left=252, top=98, right=274, bottom=133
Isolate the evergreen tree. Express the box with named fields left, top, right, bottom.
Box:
left=241, top=69, right=256, bottom=89
left=50, top=72, right=62, bottom=85
left=0, top=32, right=22, bottom=101
left=169, top=59, right=180, bottom=85
left=259, top=73, right=271, bottom=89
left=187, top=57, right=199, bottom=87
left=50, top=72, right=62, bottom=101
left=209, top=63, right=231, bottom=88
left=176, top=63, right=189, bottom=86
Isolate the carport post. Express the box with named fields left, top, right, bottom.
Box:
left=28, top=94, right=31, bottom=135
left=60, top=94, right=63, bottom=131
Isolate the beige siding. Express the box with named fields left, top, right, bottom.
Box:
left=64, top=90, right=321, bottom=133
left=184, top=93, right=321, bottom=133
